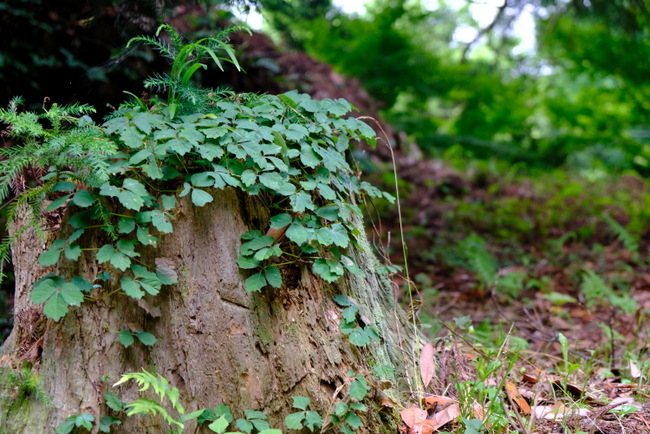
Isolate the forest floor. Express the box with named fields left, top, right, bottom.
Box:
left=366, top=149, right=650, bottom=433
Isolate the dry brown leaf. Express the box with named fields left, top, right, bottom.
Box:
left=420, top=342, right=435, bottom=388
left=266, top=225, right=289, bottom=243
left=423, top=395, right=456, bottom=409
left=473, top=403, right=485, bottom=420
left=430, top=403, right=461, bottom=429
left=400, top=404, right=427, bottom=429
left=505, top=379, right=531, bottom=415
left=380, top=395, right=398, bottom=408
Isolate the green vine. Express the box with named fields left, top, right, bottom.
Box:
left=0, top=24, right=392, bottom=322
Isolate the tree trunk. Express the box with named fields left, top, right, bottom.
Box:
left=0, top=188, right=418, bottom=433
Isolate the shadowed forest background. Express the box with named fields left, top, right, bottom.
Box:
left=3, top=0, right=650, bottom=432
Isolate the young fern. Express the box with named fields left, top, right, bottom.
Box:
left=0, top=100, right=118, bottom=283
left=126, top=23, right=251, bottom=117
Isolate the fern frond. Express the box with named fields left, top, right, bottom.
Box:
left=602, top=213, right=639, bottom=256
left=127, top=35, right=175, bottom=60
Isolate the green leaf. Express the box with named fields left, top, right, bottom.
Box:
left=300, top=144, right=321, bottom=168
left=317, top=183, right=336, bottom=200
left=120, top=125, right=145, bottom=148
left=349, top=375, right=368, bottom=400
left=161, top=195, right=177, bottom=211
left=236, top=256, right=262, bottom=269
left=244, top=410, right=267, bottom=421
left=313, top=259, right=339, bottom=282
left=292, top=396, right=310, bottom=411
left=304, top=411, right=322, bottom=431
left=52, top=181, right=77, bottom=192
left=236, top=419, right=254, bottom=434
left=259, top=172, right=285, bottom=191
left=43, top=292, right=69, bottom=321
left=116, top=240, right=140, bottom=258
left=118, top=330, right=135, bottom=348
left=117, top=190, right=145, bottom=211
left=286, top=223, right=309, bottom=245
left=192, top=189, right=214, bottom=206
left=32, top=278, right=57, bottom=304
left=191, top=171, right=214, bottom=188
left=68, top=228, right=85, bottom=243
left=316, top=227, right=333, bottom=246
left=104, top=391, right=126, bottom=412
left=240, top=236, right=275, bottom=256
left=290, top=191, right=314, bottom=212
left=258, top=430, right=283, bottom=434
left=333, top=295, right=353, bottom=307
left=118, top=217, right=136, bottom=234
left=330, top=224, right=349, bottom=248
left=60, top=282, right=83, bottom=306
left=39, top=242, right=64, bottom=266
left=344, top=412, right=363, bottom=429
left=254, top=247, right=275, bottom=261
left=270, top=213, right=292, bottom=229
left=241, top=170, right=257, bottom=187
left=245, top=272, right=267, bottom=292
left=71, top=276, right=92, bottom=292
left=316, top=205, right=339, bottom=221
left=284, top=412, right=305, bottom=430
left=45, top=194, right=72, bottom=211
left=72, top=189, right=95, bottom=207
left=99, top=415, right=121, bottom=432
left=123, top=179, right=148, bottom=196
left=208, top=415, right=229, bottom=433
left=241, top=230, right=262, bottom=240
left=109, top=252, right=131, bottom=271
left=99, top=183, right=120, bottom=197
left=348, top=328, right=371, bottom=347
left=56, top=420, right=75, bottom=434
left=151, top=211, right=173, bottom=233
left=137, top=227, right=158, bottom=247
left=333, top=402, right=348, bottom=417
left=264, top=266, right=283, bottom=288
left=96, top=244, right=115, bottom=263
left=121, top=277, right=145, bottom=299
left=135, top=332, right=157, bottom=346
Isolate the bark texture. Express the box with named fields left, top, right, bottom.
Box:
left=0, top=188, right=417, bottom=433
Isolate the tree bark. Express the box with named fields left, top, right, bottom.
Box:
left=0, top=188, right=418, bottom=433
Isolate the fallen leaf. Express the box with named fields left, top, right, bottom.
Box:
left=423, top=395, right=456, bottom=409
left=429, top=402, right=461, bottom=429
left=472, top=403, right=485, bottom=420
left=400, top=404, right=427, bottom=429
left=266, top=225, right=289, bottom=243
left=137, top=298, right=161, bottom=318
left=420, top=342, right=435, bottom=388
left=380, top=395, right=398, bottom=408
left=506, top=380, right=531, bottom=415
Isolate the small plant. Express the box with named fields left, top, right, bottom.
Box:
left=333, top=295, right=379, bottom=347
left=113, top=370, right=200, bottom=434
left=56, top=413, right=95, bottom=434
left=117, top=330, right=157, bottom=348
left=127, top=23, right=250, bottom=118
left=204, top=405, right=281, bottom=434
left=327, top=370, right=368, bottom=434
left=285, top=396, right=322, bottom=432
left=8, top=364, right=49, bottom=403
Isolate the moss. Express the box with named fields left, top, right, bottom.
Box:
left=0, top=366, right=50, bottom=433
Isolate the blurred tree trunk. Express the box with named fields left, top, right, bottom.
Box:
left=0, top=189, right=418, bottom=433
